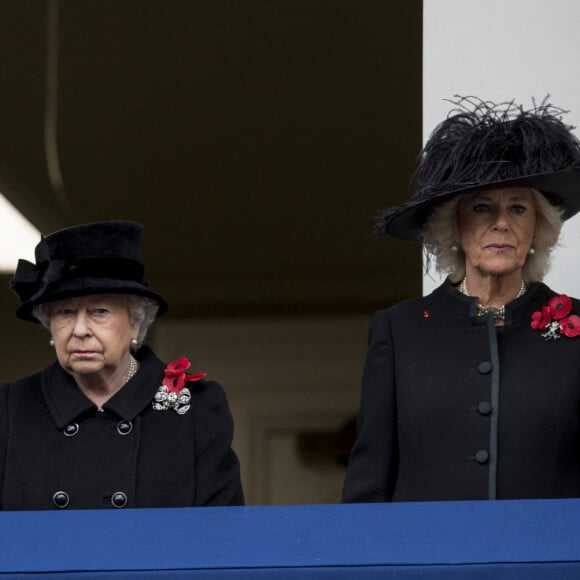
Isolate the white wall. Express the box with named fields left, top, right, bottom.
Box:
left=423, top=0, right=580, bottom=295
left=0, top=195, right=39, bottom=272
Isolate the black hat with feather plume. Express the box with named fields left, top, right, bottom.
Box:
left=376, top=96, right=580, bottom=240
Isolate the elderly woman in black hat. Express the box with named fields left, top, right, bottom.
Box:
left=0, top=221, right=244, bottom=510
left=342, top=97, right=580, bottom=502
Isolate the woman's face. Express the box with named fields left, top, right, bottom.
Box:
left=48, top=294, right=139, bottom=381
left=457, top=187, right=536, bottom=279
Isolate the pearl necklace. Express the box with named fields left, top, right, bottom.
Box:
left=459, top=277, right=527, bottom=322
left=126, top=354, right=139, bottom=383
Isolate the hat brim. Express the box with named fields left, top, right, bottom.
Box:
left=16, top=278, right=168, bottom=323
left=378, top=169, right=580, bottom=241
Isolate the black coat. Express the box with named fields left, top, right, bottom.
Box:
left=0, top=346, right=244, bottom=510
left=342, top=279, right=580, bottom=502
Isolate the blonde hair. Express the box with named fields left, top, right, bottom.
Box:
left=422, top=189, right=563, bottom=283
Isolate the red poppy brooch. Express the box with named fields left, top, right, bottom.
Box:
left=531, top=294, right=580, bottom=340
left=152, top=357, right=207, bottom=414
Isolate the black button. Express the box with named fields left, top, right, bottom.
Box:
left=117, top=420, right=133, bottom=436
left=63, top=423, right=79, bottom=437
left=53, top=491, right=70, bottom=509
left=478, top=361, right=492, bottom=374
left=475, top=450, right=489, bottom=464
left=478, top=402, right=492, bottom=415
left=111, top=491, right=128, bottom=508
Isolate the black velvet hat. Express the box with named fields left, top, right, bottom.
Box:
left=11, top=221, right=168, bottom=322
left=375, top=96, right=580, bottom=241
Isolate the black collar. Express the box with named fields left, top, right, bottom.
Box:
left=432, top=278, right=554, bottom=327
left=41, top=346, right=165, bottom=429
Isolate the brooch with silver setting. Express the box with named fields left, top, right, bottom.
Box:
left=153, top=385, right=192, bottom=414
left=152, top=356, right=206, bottom=415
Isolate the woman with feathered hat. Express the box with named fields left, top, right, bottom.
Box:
left=342, top=97, right=580, bottom=502
left=1, top=221, right=244, bottom=509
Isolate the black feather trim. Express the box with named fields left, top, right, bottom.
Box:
left=376, top=96, right=580, bottom=240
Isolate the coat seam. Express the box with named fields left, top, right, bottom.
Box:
left=486, top=315, right=500, bottom=500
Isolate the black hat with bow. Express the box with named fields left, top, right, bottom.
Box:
left=375, top=96, right=580, bottom=241
left=10, top=220, right=168, bottom=322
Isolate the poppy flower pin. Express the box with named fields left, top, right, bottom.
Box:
left=152, top=357, right=207, bottom=414
left=531, top=294, right=580, bottom=340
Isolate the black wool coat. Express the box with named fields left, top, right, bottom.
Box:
left=0, top=346, right=244, bottom=510
left=342, top=279, right=580, bottom=502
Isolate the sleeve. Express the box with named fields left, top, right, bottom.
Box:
left=0, top=383, right=8, bottom=510
left=341, top=309, right=398, bottom=503
left=191, top=380, right=245, bottom=506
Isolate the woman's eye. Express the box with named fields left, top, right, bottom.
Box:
left=473, top=204, right=489, bottom=213
left=511, top=205, right=527, bottom=215
left=92, top=308, right=109, bottom=316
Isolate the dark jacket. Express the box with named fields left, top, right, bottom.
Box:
left=342, top=279, right=580, bottom=502
left=0, top=346, right=244, bottom=510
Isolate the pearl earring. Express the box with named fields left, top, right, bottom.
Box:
left=528, top=246, right=536, bottom=255
left=451, top=244, right=459, bottom=253
left=131, top=338, right=139, bottom=348
left=49, top=338, right=55, bottom=347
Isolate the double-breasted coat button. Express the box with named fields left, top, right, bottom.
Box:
left=475, top=450, right=489, bottom=464
left=63, top=423, right=79, bottom=437
left=117, top=420, right=133, bottom=435
left=111, top=491, right=128, bottom=508
left=478, top=402, right=492, bottom=415
left=477, top=361, right=492, bottom=374
left=53, top=491, right=70, bottom=508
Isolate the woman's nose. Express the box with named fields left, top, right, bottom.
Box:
left=491, top=209, right=509, bottom=231
left=72, top=312, right=91, bottom=336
